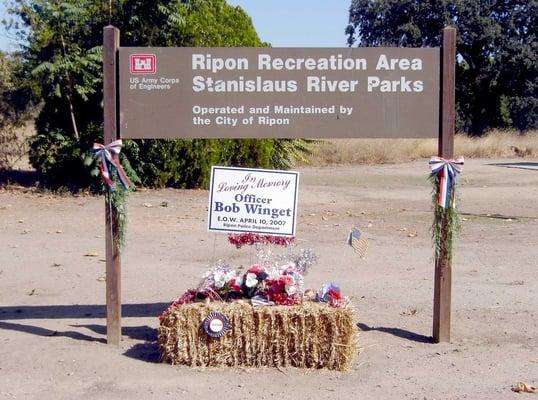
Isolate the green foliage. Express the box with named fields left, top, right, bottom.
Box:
left=347, top=0, right=538, bottom=134
left=121, top=137, right=316, bottom=188
left=106, top=183, right=129, bottom=250
left=429, top=174, right=460, bottom=264
left=6, top=0, right=310, bottom=189
left=122, top=138, right=274, bottom=188
left=11, top=0, right=105, bottom=139
left=28, top=124, right=101, bottom=189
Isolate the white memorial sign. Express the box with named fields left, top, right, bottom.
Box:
left=208, top=166, right=299, bottom=236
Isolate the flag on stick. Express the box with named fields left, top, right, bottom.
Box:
left=347, top=228, right=368, bottom=258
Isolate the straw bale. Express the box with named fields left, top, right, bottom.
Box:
left=159, top=301, right=358, bottom=371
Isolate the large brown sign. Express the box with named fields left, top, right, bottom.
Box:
left=118, top=47, right=439, bottom=138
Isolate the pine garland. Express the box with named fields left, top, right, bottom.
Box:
left=93, top=141, right=131, bottom=250
left=104, top=178, right=129, bottom=250
left=429, top=174, right=460, bottom=264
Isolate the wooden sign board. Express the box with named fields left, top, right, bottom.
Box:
left=118, top=48, right=440, bottom=139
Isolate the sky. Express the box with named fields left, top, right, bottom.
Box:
left=226, top=0, right=351, bottom=47
left=0, top=0, right=352, bottom=52
left=0, top=4, right=19, bottom=52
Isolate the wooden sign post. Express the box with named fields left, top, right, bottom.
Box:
left=433, top=26, right=456, bottom=343
left=102, top=25, right=456, bottom=346
left=103, top=25, right=121, bottom=347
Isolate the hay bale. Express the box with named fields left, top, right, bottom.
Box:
left=159, top=301, right=358, bottom=371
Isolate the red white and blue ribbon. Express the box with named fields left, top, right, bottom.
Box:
left=203, top=312, right=231, bottom=338
left=93, top=139, right=131, bottom=190
left=429, top=156, right=464, bottom=209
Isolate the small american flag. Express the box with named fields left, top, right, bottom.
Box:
left=250, top=295, right=274, bottom=307
left=347, top=228, right=368, bottom=258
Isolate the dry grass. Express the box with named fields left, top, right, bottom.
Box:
left=0, top=122, right=34, bottom=170
left=306, top=130, right=538, bottom=166
left=159, top=301, right=358, bottom=371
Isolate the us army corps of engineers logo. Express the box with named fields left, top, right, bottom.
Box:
left=130, top=54, right=157, bottom=74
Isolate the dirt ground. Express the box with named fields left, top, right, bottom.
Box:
left=1, top=158, right=537, bottom=400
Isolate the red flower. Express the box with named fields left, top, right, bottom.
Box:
left=246, top=264, right=264, bottom=275
left=328, top=288, right=342, bottom=301
left=272, top=293, right=300, bottom=305
left=280, top=275, right=294, bottom=286
left=326, top=289, right=343, bottom=308
left=229, top=278, right=242, bottom=292
left=265, top=279, right=284, bottom=295
left=228, top=233, right=295, bottom=249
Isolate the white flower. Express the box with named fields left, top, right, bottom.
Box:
left=285, top=284, right=297, bottom=296
left=225, top=270, right=236, bottom=280
left=213, top=270, right=237, bottom=288
left=235, top=275, right=243, bottom=286
left=267, top=267, right=282, bottom=280
left=279, top=262, right=297, bottom=274
left=291, top=272, right=304, bottom=288
left=213, top=270, right=227, bottom=288
left=285, top=275, right=297, bottom=295
left=245, top=272, right=259, bottom=288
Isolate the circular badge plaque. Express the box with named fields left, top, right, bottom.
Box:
left=203, top=312, right=230, bottom=338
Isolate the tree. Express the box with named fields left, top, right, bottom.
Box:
left=346, top=0, right=538, bottom=134
left=6, top=0, right=311, bottom=189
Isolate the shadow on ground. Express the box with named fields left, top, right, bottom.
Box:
left=71, top=323, right=157, bottom=341
left=357, top=322, right=433, bottom=343
left=0, top=169, right=40, bottom=187
left=0, top=303, right=169, bottom=320
left=0, top=303, right=164, bottom=363
left=0, top=320, right=107, bottom=343
left=123, top=339, right=161, bottom=363
left=74, top=324, right=160, bottom=363
left=488, top=162, right=538, bottom=170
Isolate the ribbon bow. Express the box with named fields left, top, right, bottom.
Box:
left=93, top=139, right=131, bottom=190
left=429, top=156, right=464, bottom=209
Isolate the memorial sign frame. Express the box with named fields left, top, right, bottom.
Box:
left=102, top=25, right=457, bottom=346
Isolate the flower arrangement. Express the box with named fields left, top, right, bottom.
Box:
left=315, top=283, right=343, bottom=308
left=228, top=232, right=295, bottom=249
left=160, top=235, right=346, bottom=320
left=158, top=234, right=357, bottom=371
